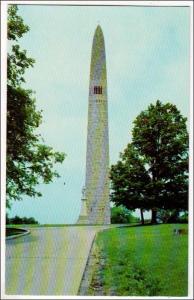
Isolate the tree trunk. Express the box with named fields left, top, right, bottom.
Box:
left=151, top=208, right=157, bottom=224
left=140, top=208, right=144, bottom=225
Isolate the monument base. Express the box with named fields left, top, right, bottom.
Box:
left=77, top=216, right=88, bottom=225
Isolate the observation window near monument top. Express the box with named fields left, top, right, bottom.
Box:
left=94, top=86, right=102, bottom=94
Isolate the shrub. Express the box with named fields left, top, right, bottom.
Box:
left=178, top=212, right=188, bottom=223
left=111, top=206, right=139, bottom=224
left=6, top=214, right=39, bottom=224
left=157, top=209, right=188, bottom=224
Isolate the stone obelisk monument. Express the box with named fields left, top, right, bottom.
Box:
left=78, top=25, right=110, bottom=224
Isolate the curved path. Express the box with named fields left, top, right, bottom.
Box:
left=6, top=225, right=109, bottom=296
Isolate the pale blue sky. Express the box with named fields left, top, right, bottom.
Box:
left=9, top=5, right=190, bottom=224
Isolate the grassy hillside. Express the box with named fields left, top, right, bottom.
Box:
left=88, top=224, right=188, bottom=296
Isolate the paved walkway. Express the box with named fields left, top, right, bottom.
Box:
left=5, top=226, right=109, bottom=296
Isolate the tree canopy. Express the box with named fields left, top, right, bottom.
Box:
left=110, top=100, right=188, bottom=224
left=6, top=5, right=65, bottom=208
left=110, top=144, right=150, bottom=224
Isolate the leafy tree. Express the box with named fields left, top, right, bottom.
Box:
left=110, top=100, right=188, bottom=224
left=132, top=100, right=188, bottom=223
left=110, top=144, right=151, bottom=224
left=6, top=215, right=39, bottom=224
left=111, top=205, right=139, bottom=224
left=6, top=5, right=65, bottom=208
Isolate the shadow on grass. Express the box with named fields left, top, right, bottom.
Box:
left=6, top=227, right=27, bottom=236
left=114, top=222, right=161, bottom=230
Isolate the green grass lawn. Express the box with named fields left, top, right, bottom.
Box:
left=89, top=224, right=188, bottom=296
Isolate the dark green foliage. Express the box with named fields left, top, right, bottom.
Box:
left=157, top=209, right=188, bottom=224
left=7, top=5, right=29, bottom=41
left=6, top=227, right=26, bottom=237
left=111, top=206, right=139, bottom=224
left=110, top=144, right=150, bottom=211
left=6, top=5, right=65, bottom=208
left=110, top=100, right=188, bottom=223
left=108, top=262, right=161, bottom=296
left=178, top=212, right=188, bottom=223
left=6, top=214, right=39, bottom=224
left=132, top=100, right=188, bottom=212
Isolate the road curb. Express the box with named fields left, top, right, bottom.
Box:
left=78, top=224, right=130, bottom=295
left=6, top=228, right=30, bottom=240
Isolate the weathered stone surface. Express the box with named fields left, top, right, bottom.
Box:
left=78, top=26, right=110, bottom=225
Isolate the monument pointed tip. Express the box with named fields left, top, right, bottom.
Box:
left=95, top=24, right=103, bottom=34
left=94, top=25, right=104, bottom=41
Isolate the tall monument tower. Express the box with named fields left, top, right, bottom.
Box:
left=78, top=25, right=110, bottom=224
